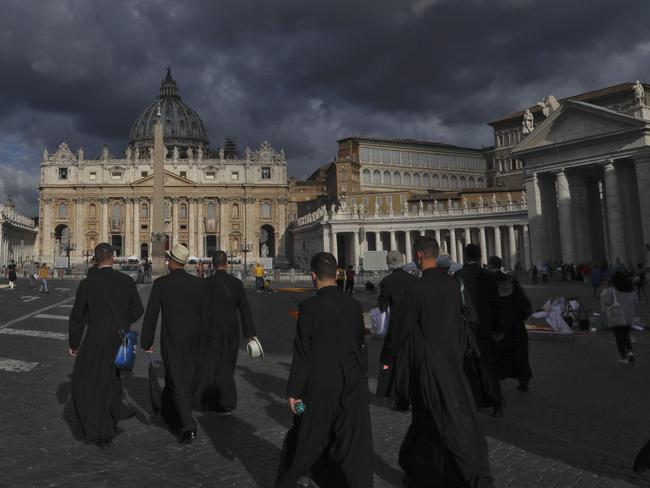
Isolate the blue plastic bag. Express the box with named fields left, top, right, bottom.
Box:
left=115, top=329, right=138, bottom=371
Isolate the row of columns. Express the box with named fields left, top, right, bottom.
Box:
left=0, top=224, right=36, bottom=266
left=324, top=224, right=528, bottom=270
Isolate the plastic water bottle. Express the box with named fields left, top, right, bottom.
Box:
left=295, top=400, right=306, bottom=415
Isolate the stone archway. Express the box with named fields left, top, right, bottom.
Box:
left=54, top=224, right=69, bottom=258
left=259, top=224, right=275, bottom=258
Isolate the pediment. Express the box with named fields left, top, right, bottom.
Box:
left=512, top=100, right=646, bottom=155
left=133, top=171, right=194, bottom=187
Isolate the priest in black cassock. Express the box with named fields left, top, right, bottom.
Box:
left=376, top=250, right=416, bottom=406
left=393, top=237, right=494, bottom=488
left=195, top=250, right=257, bottom=414
left=68, top=243, right=144, bottom=449
left=276, top=252, right=373, bottom=488
left=141, top=244, right=204, bottom=444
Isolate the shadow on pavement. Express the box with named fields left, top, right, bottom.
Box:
left=237, top=365, right=287, bottom=398
left=56, top=379, right=85, bottom=442
left=198, top=413, right=280, bottom=487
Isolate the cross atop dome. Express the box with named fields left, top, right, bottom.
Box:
left=159, top=66, right=180, bottom=99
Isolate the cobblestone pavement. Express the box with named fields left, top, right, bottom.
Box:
left=0, top=276, right=649, bottom=487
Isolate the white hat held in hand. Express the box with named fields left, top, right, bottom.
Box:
left=247, top=337, right=264, bottom=358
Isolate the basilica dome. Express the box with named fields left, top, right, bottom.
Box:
left=128, top=67, right=209, bottom=154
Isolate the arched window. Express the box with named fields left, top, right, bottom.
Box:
left=403, top=172, right=411, bottom=185
left=261, top=202, right=272, bottom=219
left=423, top=174, right=430, bottom=187
left=372, top=170, right=381, bottom=184
left=468, top=176, right=476, bottom=188
left=180, top=203, right=188, bottom=219
left=231, top=203, right=240, bottom=219
left=140, top=203, right=149, bottom=219
left=477, top=177, right=485, bottom=188
left=207, top=202, right=215, bottom=219
left=383, top=171, right=391, bottom=185
left=450, top=175, right=458, bottom=188
left=413, top=173, right=421, bottom=186
left=441, top=175, right=449, bottom=188
left=459, top=176, right=467, bottom=188
left=432, top=174, right=439, bottom=187
left=88, top=204, right=96, bottom=219
left=393, top=172, right=401, bottom=185
left=164, top=202, right=171, bottom=219
left=57, top=202, right=68, bottom=219
left=362, top=168, right=371, bottom=184
left=112, top=203, right=121, bottom=221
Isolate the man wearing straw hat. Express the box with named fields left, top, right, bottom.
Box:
left=141, top=243, right=204, bottom=444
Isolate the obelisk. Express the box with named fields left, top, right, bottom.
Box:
left=151, top=100, right=166, bottom=276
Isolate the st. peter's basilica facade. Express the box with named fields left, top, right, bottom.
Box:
left=37, top=68, right=289, bottom=266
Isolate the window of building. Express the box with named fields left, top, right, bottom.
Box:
left=261, top=167, right=271, bottom=180
left=231, top=171, right=239, bottom=181
left=450, top=175, right=458, bottom=188
left=477, top=177, right=485, bottom=187
left=207, top=202, right=215, bottom=219
left=400, top=151, right=410, bottom=165
left=371, top=148, right=380, bottom=163
left=380, top=150, right=390, bottom=164
left=403, top=172, right=411, bottom=185
left=112, top=203, right=121, bottom=221
left=141, top=171, right=148, bottom=178
left=165, top=202, right=170, bottom=219
left=383, top=171, right=391, bottom=185
left=261, top=202, right=271, bottom=219
left=206, top=171, right=216, bottom=180
left=350, top=197, right=356, bottom=205
left=340, top=169, right=347, bottom=180
left=460, top=176, right=467, bottom=188
left=432, top=174, right=439, bottom=187
left=111, top=171, right=122, bottom=180
left=231, top=203, right=240, bottom=219
left=390, top=151, right=400, bottom=165
left=180, top=203, right=187, bottom=219
left=141, top=203, right=149, bottom=219
left=393, top=172, right=401, bottom=185
left=88, top=204, right=96, bottom=218
left=362, top=168, right=371, bottom=184
left=413, top=173, right=421, bottom=186
left=141, top=224, right=148, bottom=230
left=372, top=170, right=381, bottom=184
left=58, top=167, right=68, bottom=180
left=423, top=174, right=430, bottom=187
left=180, top=225, right=187, bottom=230
left=180, top=171, right=187, bottom=179
left=441, top=175, right=449, bottom=187
left=89, top=171, right=97, bottom=180
left=57, top=202, right=68, bottom=219
left=363, top=197, right=369, bottom=207
left=360, top=148, right=371, bottom=162
left=468, top=176, right=476, bottom=188
left=376, top=196, right=382, bottom=207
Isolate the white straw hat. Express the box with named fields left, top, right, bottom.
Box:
left=166, top=243, right=189, bottom=265
left=246, top=337, right=264, bottom=358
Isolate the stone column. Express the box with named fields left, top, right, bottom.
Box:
left=405, top=230, right=412, bottom=263
left=133, top=198, right=140, bottom=258
left=188, top=198, right=196, bottom=256
left=525, top=173, right=545, bottom=267
left=172, top=198, right=179, bottom=247
left=197, top=199, right=204, bottom=256
left=449, top=228, right=457, bottom=262
left=124, top=198, right=133, bottom=256
left=604, top=161, right=626, bottom=263
left=434, top=229, right=441, bottom=247
left=75, top=198, right=84, bottom=263
left=389, top=231, right=397, bottom=251
left=479, top=226, right=487, bottom=265
left=523, top=224, right=531, bottom=270
left=508, top=225, right=517, bottom=269
left=101, top=199, right=109, bottom=243
left=556, top=170, right=575, bottom=263
left=457, top=239, right=464, bottom=265
left=375, top=231, right=382, bottom=251
left=331, top=231, right=338, bottom=261
left=322, top=226, right=330, bottom=253
left=353, top=230, right=360, bottom=269
left=635, top=155, right=650, bottom=254
left=494, top=225, right=502, bottom=258
left=465, top=227, right=472, bottom=245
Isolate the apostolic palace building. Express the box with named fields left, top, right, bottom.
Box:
left=32, top=70, right=650, bottom=272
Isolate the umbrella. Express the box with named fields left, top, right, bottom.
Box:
left=148, top=354, right=162, bottom=415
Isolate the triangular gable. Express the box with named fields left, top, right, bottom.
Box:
left=512, top=100, right=647, bottom=155
left=133, top=170, right=195, bottom=187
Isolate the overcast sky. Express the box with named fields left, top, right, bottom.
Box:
left=2, top=0, right=650, bottom=216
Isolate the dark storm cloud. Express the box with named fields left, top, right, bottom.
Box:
left=2, top=0, right=650, bottom=215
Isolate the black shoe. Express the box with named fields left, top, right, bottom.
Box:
left=95, top=439, right=112, bottom=450
left=179, top=428, right=197, bottom=444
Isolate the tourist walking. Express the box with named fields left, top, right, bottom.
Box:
left=7, top=260, right=17, bottom=289
left=392, top=237, right=494, bottom=488
left=38, top=263, right=49, bottom=294
left=336, top=265, right=345, bottom=291
left=143, top=260, right=152, bottom=283
left=488, top=256, right=533, bottom=392
left=276, top=252, right=373, bottom=488
left=602, top=271, right=638, bottom=364
left=141, top=244, right=204, bottom=443
left=255, top=262, right=265, bottom=291
left=68, top=243, right=144, bottom=449
left=376, top=250, right=416, bottom=405
left=455, top=244, right=503, bottom=415
left=195, top=250, right=257, bottom=414
left=344, top=264, right=356, bottom=295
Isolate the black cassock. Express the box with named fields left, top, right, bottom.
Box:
left=195, top=270, right=256, bottom=411
left=141, top=269, right=204, bottom=431
left=276, top=286, right=373, bottom=488
left=377, top=267, right=417, bottom=399
left=492, top=271, right=533, bottom=382
left=68, top=267, right=144, bottom=442
left=393, top=269, right=494, bottom=488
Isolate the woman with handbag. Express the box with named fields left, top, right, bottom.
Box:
left=602, top=271, right=638, bottom=364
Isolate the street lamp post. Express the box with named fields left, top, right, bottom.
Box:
left=239, top=241, right=253, bottom=279
left=66, top=243, right=76, bottom=274
left=226, top=250, right=236, bottom=274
